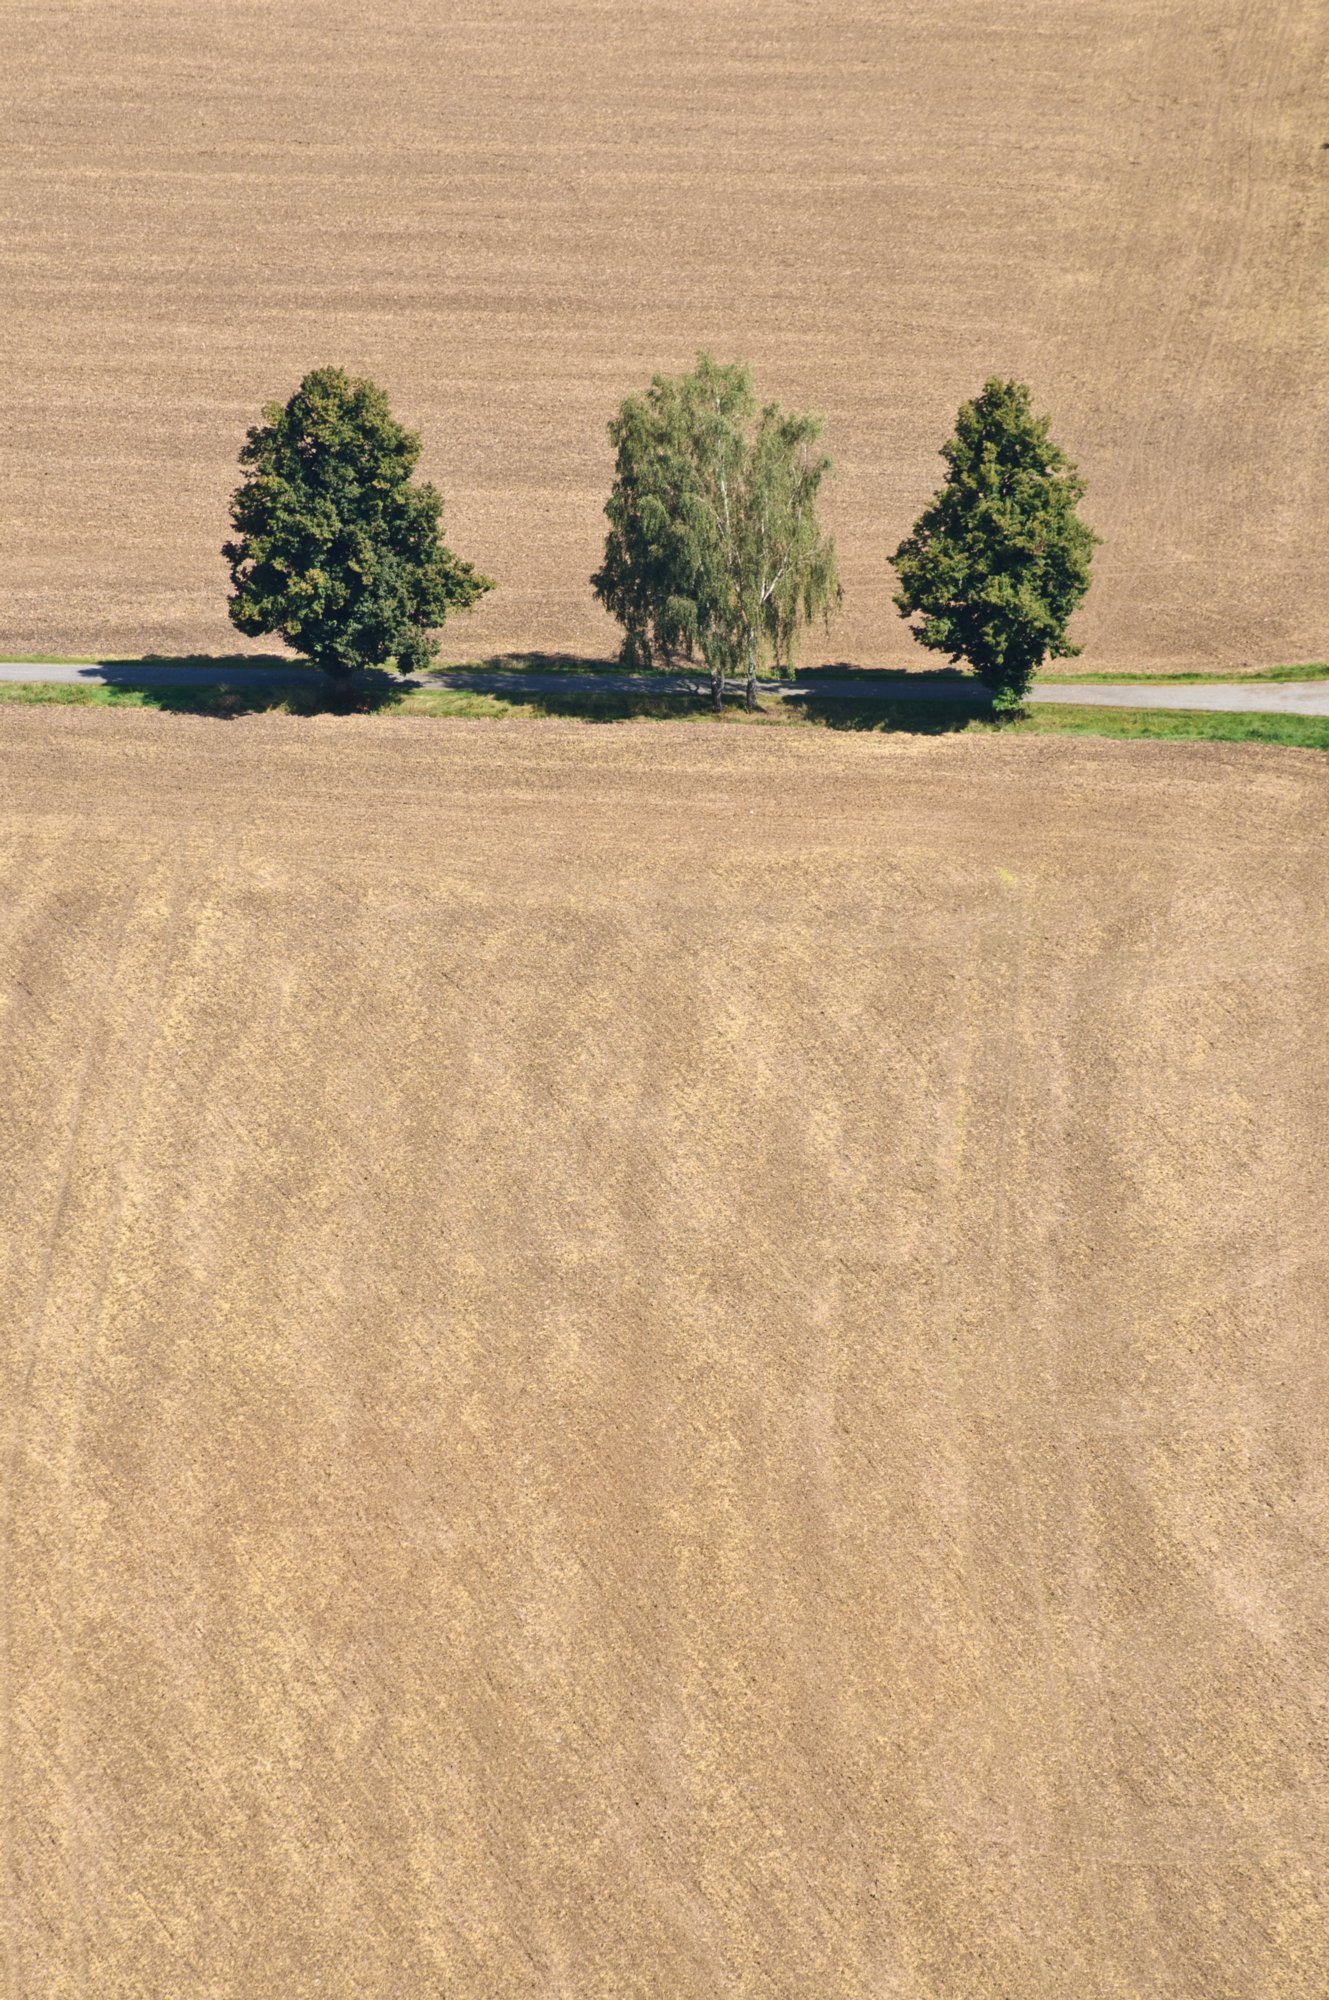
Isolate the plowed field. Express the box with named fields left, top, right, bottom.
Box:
left=3, top=707, right=1326, bottom=1995
left=2, top=0, right=1326, bottom=670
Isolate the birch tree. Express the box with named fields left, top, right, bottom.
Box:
left=593, top=356, right=840, bottom=711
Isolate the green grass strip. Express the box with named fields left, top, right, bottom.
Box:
left=2, top=677, right=1325, bottom=750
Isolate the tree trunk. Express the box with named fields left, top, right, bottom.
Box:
left=711, top=665, right=723, bottom=714
left=323, top=663, right=356, bottom=710
left=745, top=637, right=757, bottom=712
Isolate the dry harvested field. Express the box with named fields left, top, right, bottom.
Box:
left=2, top=0, right=1327, bottom=672
left=1, top=705, right=1326, bottom=1995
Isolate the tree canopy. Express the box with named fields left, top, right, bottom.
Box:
left=592, top=354, right=840, bottom=709
left=224, top=367, right=492, bottom=679
left=891, top=378, right=1097, bottom=709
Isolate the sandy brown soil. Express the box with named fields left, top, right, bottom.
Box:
left=2, top=0, right=1326, bottom=672
left=2, top=706, right=1326, bottom=1995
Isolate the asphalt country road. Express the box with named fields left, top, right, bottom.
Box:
left=2, top=660, right=1328, bottom=713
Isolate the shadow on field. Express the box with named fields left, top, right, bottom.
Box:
left=86, top=657, right=411, bottom=717
left=425, top=664, right=705, bottom=722
left=784, top=665, right=992, bottom=732
left=427, top=658, right=992, bottom=730
left=490, top=686, right=706, bottom=723
left=784, top=700, right=992, bottom=740
left=72, top=650, right=995, bottom=731
left=784, top=694, right=989, bottom=733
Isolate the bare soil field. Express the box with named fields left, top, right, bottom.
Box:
left=2, top=0, right=1326, bottom=672
left=2, top=706, right=1327, bottom=1995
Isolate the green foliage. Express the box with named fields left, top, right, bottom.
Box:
left=892, top=379, right=1098, bottom=709
left=592, top=354, right=840, bottom=706
left=224, top=367, right=492, bottom=677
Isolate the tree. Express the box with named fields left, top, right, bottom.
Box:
left=224, top=367, right=492, bottom=681
left=891, top=378, right=1097, bottom=711
left=592, top=354, right=841, bottom=711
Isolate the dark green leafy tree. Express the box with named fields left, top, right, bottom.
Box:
left=892, top=378, right=1097, bottom=711
left=224, top=367, right=492, bottom=681
left=593, top=354, right=840, bottom=711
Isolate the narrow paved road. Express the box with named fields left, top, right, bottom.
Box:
left=2, top=660, right=1327, bottom=713
left=1031, top=679, right=1329, bottom=714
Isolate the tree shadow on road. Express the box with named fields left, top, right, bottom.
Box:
left=455, top=651, right=622, bottom=677
left=795, top=659, right=973, bottom=684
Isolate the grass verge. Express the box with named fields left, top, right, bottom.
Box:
left=2, top=676, right=1327, bottom=750
left=1018, top=702, right=1329, bottom=749
left=1036, top=662, right=1329, bottom=685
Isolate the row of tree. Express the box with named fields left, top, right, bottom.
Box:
left=225, top=360, right=1097, bottom=712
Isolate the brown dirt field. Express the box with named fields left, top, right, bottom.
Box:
left=2, top=0, right=1327, bottom=673
left=2, top=705, right=1327, bottom=1995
